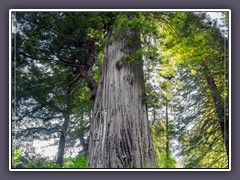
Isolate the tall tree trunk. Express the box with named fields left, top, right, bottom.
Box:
left=78, top=113, right=89, bottom=156
left=87, top=28, right=158, bottom=168
left=165, top=101, right=170, bottom=168
left=202, top=61, right=229, bottom=158
left=56, top=92, right=71, bottom=167
left=56, top=113, right=70, bottom=167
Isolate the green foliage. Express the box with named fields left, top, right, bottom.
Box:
left=24, top=160, right=61, bottom=169
left=64, top=154, right=87, bottom=168
left=157, top=12, right=229, bottom=168
left=12, top=148, right=61, bottom=169
left=12, top=148, right=22, bottom=168
left=12, top=149, right=86, bottom=169
left=151, top=122, right=177, bottom=168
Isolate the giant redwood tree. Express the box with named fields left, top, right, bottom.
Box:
left=87, top=23, right=158, bottom=168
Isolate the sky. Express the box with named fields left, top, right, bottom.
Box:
left=207, top=12, right=224, bottom=25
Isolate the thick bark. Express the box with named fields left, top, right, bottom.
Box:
left=202, top=61, right=229, bottom=158
left=87, top=29, right=158, bottom=168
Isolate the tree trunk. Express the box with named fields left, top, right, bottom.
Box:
left=56, top=92, right=71, bottom=167
left=202, top=61, right=229, bottom=158
left=87, top=28, right=158, bottom=168
left=78, top=113, right=89, bottom=156
left=56, top=131, right=65, bottom=167
left=56, top=112, right=70, bottom=167
left=165, top=101, right=170, bottom=168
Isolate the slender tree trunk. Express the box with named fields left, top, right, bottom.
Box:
left=56, top=131, right=66, bottom=167
left=78, top=113, right=89, bottom=156
left=56, top=92, right=71, bottom=167
left=87, top=28, right=158, bottom=168
left=165, top=102, right=170, bottom=167
left=56, top=113, right=70, bottom=167
left=152, top=107, right=157, bottom=125
left=202, top=61, right=229, bottom=158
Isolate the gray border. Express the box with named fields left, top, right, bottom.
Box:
left=1, top=0, right=239, bottom=179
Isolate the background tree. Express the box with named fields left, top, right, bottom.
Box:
left=12, top=12, right=105, bottom=166
left=159, top=12, right=229, bottom=168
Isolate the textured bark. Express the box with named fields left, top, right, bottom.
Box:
left=87, top=29, right=158, bottom=168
